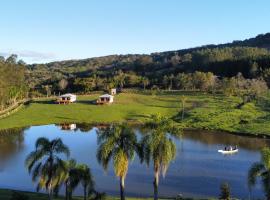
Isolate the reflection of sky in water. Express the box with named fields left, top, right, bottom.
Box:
left=0, top=125, right=267, bottom=199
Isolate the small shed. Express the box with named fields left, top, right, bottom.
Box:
left=97, top=94, right=114, bottom=105
left=110, top=88, right=117, bottom=95
left=57, top=93, right=77, bottom=104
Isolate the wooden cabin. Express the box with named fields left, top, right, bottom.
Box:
left=57, top=93, right=77, bottom=104
left=97, top=94, right=114, bottom=105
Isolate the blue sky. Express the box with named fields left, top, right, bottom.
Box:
left=1, top=0, right=270, bottom=63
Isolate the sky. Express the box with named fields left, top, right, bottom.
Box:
left=0, top=0, right=270, bottom=64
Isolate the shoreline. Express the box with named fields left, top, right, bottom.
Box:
left=1, top=121, right=270, bottom=141
left=0, top=188, right=210, bottom=200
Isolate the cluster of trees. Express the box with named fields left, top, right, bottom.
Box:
left=72, top=70, right=149, bottom=93
left=166, top=72, right=268, bottom=98
left=25, top=115, right=181, bottom=200
left=25, top=52, right=270, bottom=97
left=30, top=69, right=268, bottom=103
left=25, top=137, right=102, bottom=200
left=0, top=55, right=28, bottom=110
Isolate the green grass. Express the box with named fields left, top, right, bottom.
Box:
left=0, top=92, right=269, bottom=135
left=0, top=189, right=156, bottom=200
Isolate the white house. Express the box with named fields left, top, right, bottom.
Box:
left=97, top=94, right=114, bottom=104
left=57, top=93, right=77, bottom=104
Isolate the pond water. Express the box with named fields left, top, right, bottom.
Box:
left=0, top=124, right=269, bottom=199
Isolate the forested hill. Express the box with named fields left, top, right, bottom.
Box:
left=26, top=33, right=270, bottom=93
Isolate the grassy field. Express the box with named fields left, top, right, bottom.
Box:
left=0, top=189, right=157, bottom=200
left=0, top=92, right=269, bottom=135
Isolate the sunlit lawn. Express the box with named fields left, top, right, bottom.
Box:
left=0, top=91, right=269, bottom=135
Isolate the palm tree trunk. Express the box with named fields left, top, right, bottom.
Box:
left=65, top=182, right=68, bottom=200
left=48, top=154, right=53, bottom=200
left=153, top=172, right=159, bottom=200
left=48, top=184, right=53, bottom=200
left=84, top=186, right=87, bottom=200
left=120, top=176, right=125, bottom=200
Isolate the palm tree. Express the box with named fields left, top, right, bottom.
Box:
left=248, top=147, right=270, bottom=200
left=140, top=115, right=181, bottom=200
left=92, top=191, right=107, bottom=200
left=180, top=96, right=187, bottom=120
left=114, top=70, right=126, bottom=90
left=96, top=124, right=138, bottom=200
left=77, top=164, right=95, bottom=200
left=25, top=137, right=70, bottom=200
left=60, top=159, right=81, bottom=200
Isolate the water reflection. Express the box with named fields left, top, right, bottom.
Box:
left=58, top=123, right=77, bottom=131
left=0, top=127, right=26, bottom=171
left=0, top=124, right=268, bottom=199
left=183, top=130, right=270, bottom=151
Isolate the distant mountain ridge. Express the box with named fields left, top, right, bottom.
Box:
left=162, top=32, right=270, bottom=56
left=27, top=33, right=270, bottom=90
left=31, top=32, right=270, bottom=67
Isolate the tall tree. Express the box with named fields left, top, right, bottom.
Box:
left=140, top=115, right=181, bottom=200
left=25, top=137, right=70, bottom=200
left=248, top=147, right=270, bottom=200
left=61, top=159, right=81, bottom=200
left=96, top=124, right=138, bottom=200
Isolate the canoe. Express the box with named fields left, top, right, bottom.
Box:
left=218, top=149, right=238, bottom=154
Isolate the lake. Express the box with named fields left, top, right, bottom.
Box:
left=0, top=124, right=268, bottom=199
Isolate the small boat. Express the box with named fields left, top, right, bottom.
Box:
left=218, top=149, right=238, bottom=154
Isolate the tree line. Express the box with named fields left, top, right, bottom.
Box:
left=23, top=46, right=270, bottom=97
left=0, top=55, right=28, bottom=111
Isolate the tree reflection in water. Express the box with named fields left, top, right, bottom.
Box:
left=183, top=130, right=270, bottom=151
left=0, top=127, right=27, bottom=171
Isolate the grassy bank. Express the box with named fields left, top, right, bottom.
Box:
left=0, top=92, right=269, bottom=135
left=0, top=189, right=156, bottom=200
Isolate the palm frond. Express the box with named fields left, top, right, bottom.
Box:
left=248, top=162, right=265, bottom=188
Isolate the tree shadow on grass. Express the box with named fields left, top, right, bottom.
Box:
left=76, top=100, right=96, bottom=105
left=143, top=104, right=179, bottom=109
left=32, top=100, right=56, bottom=105
left=55, top=116, right=76, bottom=121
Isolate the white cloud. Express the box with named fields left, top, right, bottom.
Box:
left=0, top=50, right=56, bottom=63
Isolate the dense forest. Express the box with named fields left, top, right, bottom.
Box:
left=1, top=33, right=270, bottom=110
left=0, top=55, right=27, bottom=110
left=25, top=33, right=270, bottom=96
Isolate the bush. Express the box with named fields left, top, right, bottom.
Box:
left=10, top=191, right=29, bottom=200
left=219, top=182, right=230, bottom=200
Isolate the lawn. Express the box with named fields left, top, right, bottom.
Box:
left=0, top=189, right=156, bottom=200
left=0, top=91, right=269, bottom=135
